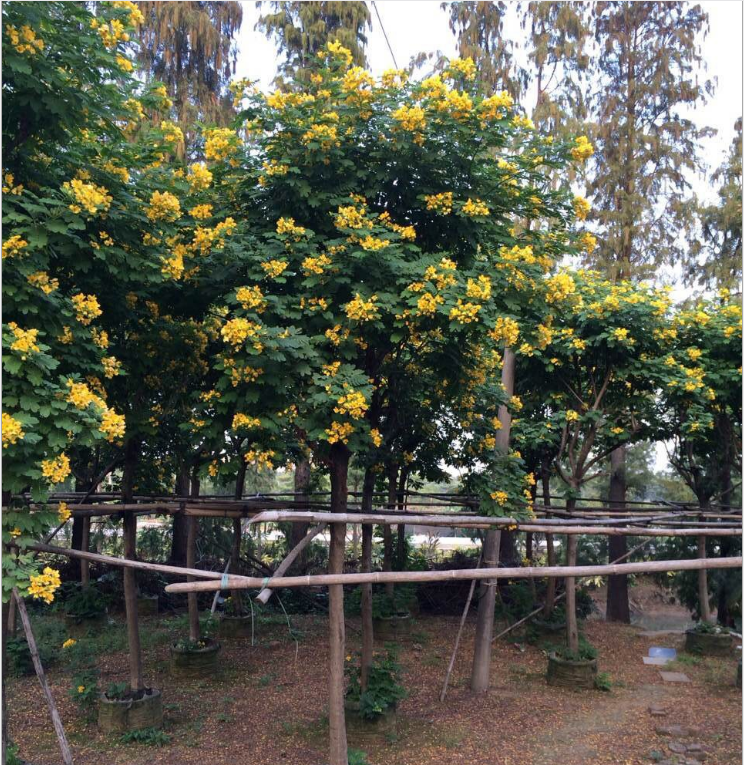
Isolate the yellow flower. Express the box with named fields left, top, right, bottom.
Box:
left=221, top=317, right=260, bottom=346
left=462, top=198, right=489, bottom=217
left=466, top=275, right=492, bottom=301
left=28, top=567, right=61, bottom=604
left=7, top=322, right=40, bottom=357
left=392, top=104, right=426, bottom=132
left=276, top=217, right=306, bottom=239
left=611, top=427, right=624, bottom=435
left=325, top=421, right=354, bottom=444
left=62, top=638, right=77, bottom=649
left=424, top=192, right=453, bottom=215
left=26, top=271, right=59, bottom=295
left=579, top=232, right=597, bottom=254
left=261, top=260, right=288, bottom=279
left=479, top=91, right=513, bottom=121
left=6, top=24, right=44, bottom=55
left=545, top=272, right=576, bottom=303
left=100, top=409, right=126, bottom=442
left=77, top=685, right=86, bottom=694
left=444, top=57, right=477, bottom=81
left=9, top=528, right=21, bottom=538
left=370, top=428, right=383, bottom=447
left=58, top=502, right=72, bottom=524
left=416, top=292, right=444, bottom=316
left=187, top=162, right=213, bottom=193
left=449, top=300, right=481, bottom=324
left=146, top=190, right=181, bottom=222
left=204, top=128, right=239, bottom=161
left=490, top=317, right=520, bottom=347
left=565, top=410, right=579, bottom=422
left=334, top=388, right=368, bottom=420
left=2, top=412, right=25, bottom=447
left=319, top=41, right=353, bottom=67
left=345, top=294, right=379, bottom=322
left=71, top=294, right=102, bottom=326
left=570, top=135, right=594, bottom=162
left=510, top=396, right=523, bottom=412
left=116, top=54, right=133, bottom=72
left=335, top=205, right=366, bottom=229
left=232, top=413, right=261, bottom=431
left=236, top=286, right=266, bottom=313
left=302, top=254, right=332, bottom=276
left=189, top=204, right=213, bottom=220
left=359, top=235, right=389, bottom=251
left=101, top=356, right=121, bottom=378
left=301, top=124, right=339, bottom=150
left=573, top=196, right=591, bottom=221
left=2, top=234, right=28, bottom=259
left=62, top=179, right=112, bottom=216
left=490, top=490, right=508, bottom=506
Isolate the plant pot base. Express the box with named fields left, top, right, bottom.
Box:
left=546, top=653, right=597, bottom=690
left=219, top=615, right=253, bottom=639
left=98, top=688, right=163, bottom=733
left=373, top=614, right=411, bottom=642
left=685, top=629, right=732, bottom=657
left=170, top=639, right=221, bottom=680
left=344, top=702, right=397, bottom=735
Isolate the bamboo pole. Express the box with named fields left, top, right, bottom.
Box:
left=164, top=556, right=743, bottom=594
left=246, top=511, right=741, bottom=536
left=698, top=529, right=712, bottom=622
left=255, top=524, right=326, bottom=605
left=186, top=516, right=200, bottom=641
left=122, top=512, right=143, bottom=691
left=13, top=590, right=74, bottom=765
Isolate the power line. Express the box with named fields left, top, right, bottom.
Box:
left=371, top=1, right=398, bottom=69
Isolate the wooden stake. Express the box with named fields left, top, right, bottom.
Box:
left=13, top=590, right=73, bottom=765
left=565, top=535, right=579, bottom=654
left=122, top=512, right=143, bottom=691
left=471, top=530, right=501, bottom=692
left=698, top=530, right=712, bottom=622
left=186, top=515, right=200, bottom=641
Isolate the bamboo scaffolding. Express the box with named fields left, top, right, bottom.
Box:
left=164, top=556, right=743, bottom=594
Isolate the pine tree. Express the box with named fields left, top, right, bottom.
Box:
left=256, top=1, right=371, bottom=84
left=521, top=2, right=592, bottom=134
left=137, top=2, right=243, bottom=130
left=588, top=1, right=714, bottom=280
left=444, top=1, right=528, bottom=99
left=687, top=118, right=743, bottom=291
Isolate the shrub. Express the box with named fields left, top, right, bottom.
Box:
left=119, top=727, right=171, bottom=747
left=345, top=649, right=406, bottom=720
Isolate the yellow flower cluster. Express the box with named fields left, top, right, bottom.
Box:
left=570, top=135, right=594, bottom=162
left=111, top=1, right=145, bottom=26
left=261, top=259, right=288, bottom=279
left=161, top=251, right=184, bottom=280
left=334, top=388, right=368, bottom=419
left=545, top=272, right=576, bottom=304
left=510, top=396, right=523, bottom=412
left=437, top=89, right=473, bottom=120
left=2, top=234, right=28, bottom=260
left=462, top=198, right=489, bottom=217
left=3, top=173, right=23, bottom=195
left=417, top=292, right=444, bottom=316
left=146, top=190, right=181, bottom=222
left=479, top=91, right=514, bottom=122
left=574, top=196, right=591, bottom=221
left=489, top=317, right=520, bottom=347
left=565, top=410, right=579, bottom=422
left=27, top=271, right=59, bottom=295
left=66, top=379, right=105, bottom=410
left=188, top=162, right=212, bottom=193
left=424, top=192, right=453, bottom=215
left=302, top=254, right=332, bottom=276
left=244, top=449, right=275, bottom=470
left=359, top=235, right=389, bottom=251
left=323, top=361, right=341, bottom=377
left=205, top=128, right=239, bottom=161
left=320, top=41, right=353, bottom=67
left=302, top=123, right=339, bottom=150
left=579, top=232, right=597, bottom=254
left=63, top=179, right=112, bottom=216
left=370, top=428, right=383, bottom=447
left=276, top=217, right=307, bottom=239
left=229, top=364, right=263, bottom=386
left=392, top=104, right=426, bottom=132
left=335, top=205, right=366, bottom=229
left=221, top=317, right=260, bottom=346
left=41, top=453, right=71, bottom=484
left=101, top=356, right=121, bottom=378
left=444, top=57, right=477, bottom=80
left=190, top=204, right=213, bottom=220
left=490, top=490, right=508, bottom=506
left=381, top=69, right=408, bottom=88
left=58, top=502, right=71, bottom=523
left=325, top=421, right=354, bottom=444
left=100, top=409, right=126, bottom=442
left=236, top=285, right=266, bottom=312
left=7, top=322, right=40, bottom=357
left=91, top=17, right=128, bottom=49
left=342, top=66, right=375, bottom=96
left=449, top=300, right=481, bottom=324
left=5, top=24, right=44, bottom=54
left=345, top=293, right=379, bottom=322
left=72, top=293, right=102, bottom=325
left=116, top=54, right=133, bottom=72
left=27, top=567, right=61, bottom=605
left=513, top=115, right=535, bottom=130
left=2, top=412, right=25, bottom=447
left=466, top=276, right=492, bottom=301
left=612, top=327, right=633, bottom=344
left=232, top=413, right=261, bottom=430
left=192, top=218, right=237, bottom=253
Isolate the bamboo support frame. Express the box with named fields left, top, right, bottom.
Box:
left=165, top=556, right=742, bottom=594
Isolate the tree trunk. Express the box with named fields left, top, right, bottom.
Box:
left=698, top=515, right=712, bottom=622
left=70, top=516, right=84, bottom=581
left=170, top=462, right=190, bottom=566
left=327, top=445, right=349, bottom=765
left=471, top=346, right=514, bottom=693
left=717, top=455, right=734, bottom=626
left=187, top=515, right=200, bottom=641
left=289, top=457, right=311, bottom=572
left=606, top=447, right=630, bottom=623
left=565, top=531, right=579, bottom=655
left=542, top=459, right=556, bottom=616
left=80, top=516, right=91, bottom=586
left=360, top=468, right=375, bottom=691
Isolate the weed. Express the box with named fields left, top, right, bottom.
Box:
left=119, top=727, right=171, bottom=747
left=348, top=749, right=370, bottom=765
left=259, top=673, right=276, bottom=687
left=594, top=671, right=613, bottom=691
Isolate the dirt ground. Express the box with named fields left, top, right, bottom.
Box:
left=8, top=585, right=742, bottom=765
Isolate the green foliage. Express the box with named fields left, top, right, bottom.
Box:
left=70, top=668, right=99, bottom=710
left=63, top=584, right=107, bottom=621
left=119, top=727, right=171, bottom=747
left=550, top=635, right=597, bottom=662
left=345, top=649, right=406, bottom=720
left=105, top=681, right=129, bottom=700
left=594, top=671, right=612, bottom=691
left=6, top=635, right=58, bottom=676
left=690, top=620, right=730, bottom=635
left=347, top=750, right=371, bottom=765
